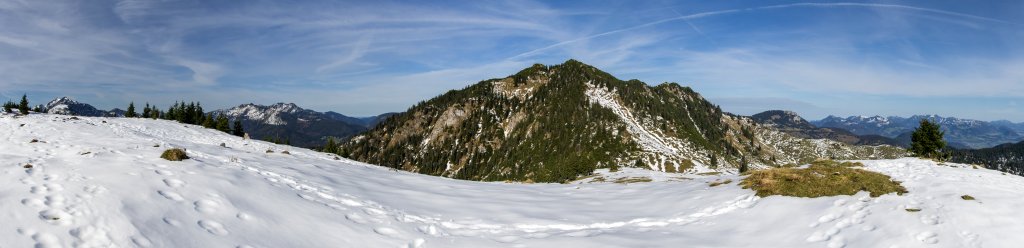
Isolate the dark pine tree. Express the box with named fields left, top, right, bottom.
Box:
left=215, top=114, right=230, bottom=132
left=231, top=120, right=245, bottom=137
left=143, top=103, right=151, bottom=118
left=125, top=102, right=137, bottom=117
left=323, top=137, right=338, bottom=154
left=910, top=119, right=946, bottom=159
left=18, top=94, right=29, bottom=115
left=3, top=100, right=15, bottom=113
left=201, top=114, right=215, bottom=128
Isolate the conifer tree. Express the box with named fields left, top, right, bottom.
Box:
left=910, top=119, right=946, bottom=159
left=2, top=100, right=14, bottom=113
left=143, top=103, right=151, bottom=118
left=231, top=120, right=245, bottom=137
left=125, top=102, right=137, bottom=117
left=18, top=94, right=29, bottom=115
left=323, top=137, right=337, bottom=154
left=215, top=114, right=230, bottom=132
left=201, top=114, right=215, bottom=128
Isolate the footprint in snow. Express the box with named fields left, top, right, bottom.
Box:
left=373, top=227, right=400, bottom=238
left=916, top=231, right=939, bottom=244
left=163, top=217, right=182, bottom=227
left=154, top=170, right=173, bottom=176
left=158, top=191, right=185, bottom=202
left=32, top=232, right=62, bottom=248
left=21, top=198, right=46, bottom=208
left=403, top=238, right=426, bottom=248
left=163, top=179, right=186, bottom=188
left=921, top=214, right=940, bottom=225
left=198, top=220, right=229, bottom=236
left=194, top=199, right=219, bottom=213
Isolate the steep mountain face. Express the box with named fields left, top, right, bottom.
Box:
left=751, top=110, right=899, bottom=146
left=39, top=97, right=111, bottom=117
left=210, top=103, right=370, bottom=147
left=343, top=60, right=905, bottom=182
left=814, top=115, right=1023, bottom=149
left=949, top=141, right=1024, bottom=176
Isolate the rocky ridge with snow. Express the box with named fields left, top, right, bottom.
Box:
left=344, top=60, right=905, bottom=182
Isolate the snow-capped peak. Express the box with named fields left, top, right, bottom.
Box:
left=218, top=103, right=306, bottom=125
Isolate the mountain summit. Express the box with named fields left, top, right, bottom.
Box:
left=40, top=97, right=110, bottom=117
left=343, top=60, right=904, bottom=182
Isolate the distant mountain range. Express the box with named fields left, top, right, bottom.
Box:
left=750, top=110, right=899, bottom=146
left=37, top=97, right=391, bottom=148
left=208, top=103, right=394, bottom=147
left=812, top=115, right=1023, bottom=149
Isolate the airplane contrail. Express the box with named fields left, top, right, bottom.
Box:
left=508, top=2, right=1014, bottom=60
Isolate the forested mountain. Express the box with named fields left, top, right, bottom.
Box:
left=949, top=141, right=1024, bottom=176
left=342, top=60, right=905, bottom=182
left=813, top=115, right=1022, bottom=149
left=750, top=110, right=899, bottom=146
left=210, top=103, right=376, bottom=148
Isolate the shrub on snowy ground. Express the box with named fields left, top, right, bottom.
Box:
left=160, top=148, right=189, bottom=161
left=740, top=160, right=907, bottom=197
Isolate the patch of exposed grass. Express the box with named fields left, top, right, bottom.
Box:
left=709, top=179, right=733, bottom=187
left=590, top=177, right=606, bottom=183
left=961, top=195, right=975, bottom=200
left=614, top=177, right=652, bottom=184
left=697, top=172, right=721, bottom=176
left=740, top=160, right=906, bottom=198
left=160, top=148, right=189, bottom=161
left=905, top=208, right=921, bottom=212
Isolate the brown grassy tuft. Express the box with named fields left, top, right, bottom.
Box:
left=740, top=160, right=906, bottom=198
left=160, top=148, right=189, bottom=161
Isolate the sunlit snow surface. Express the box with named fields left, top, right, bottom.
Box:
left=2, top=113, right=1022, bottom=247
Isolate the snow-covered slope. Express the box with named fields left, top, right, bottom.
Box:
left=3, top=113, right=1023, bottom=247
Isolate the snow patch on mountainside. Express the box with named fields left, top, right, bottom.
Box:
left=584, top=82, right=714, bottom=173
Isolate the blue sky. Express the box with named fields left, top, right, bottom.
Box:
left=1, top=0, right=1022, bottom=121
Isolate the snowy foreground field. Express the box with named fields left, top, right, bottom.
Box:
left=3, top=114, right=1024, bottom=248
